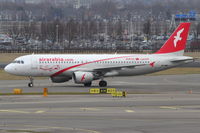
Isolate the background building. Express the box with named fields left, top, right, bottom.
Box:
left=73, top=0, right=92, bottom=9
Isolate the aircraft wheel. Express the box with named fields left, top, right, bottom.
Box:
left=99, top=80, right=107, bottom=87
left=28, top=76, right=34, bottom=87
left=28, top=83, right=33, bottom=87
left=84, top=82, right=92, bottom=87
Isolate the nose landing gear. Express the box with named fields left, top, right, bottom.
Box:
left=28, top=76, right=34, bottom=87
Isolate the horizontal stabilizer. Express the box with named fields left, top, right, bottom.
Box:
left=170, top=58, right=194, bottom=63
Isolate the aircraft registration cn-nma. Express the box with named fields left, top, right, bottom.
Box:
left=4, top=22, right=194, bottom=87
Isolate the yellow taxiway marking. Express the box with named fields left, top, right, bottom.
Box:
left=0, top=110, right=30, bottom=114
left=35, top=110, right=45, bottom=114
left=160, top=106, right=180, bottom=110
left=0, top=124, right=101, bottom=133
left=80, top=108, right=101, bottom=111
left=26, top=125, right=101, bottom=133
left=0, top=110, right=46, bottom=114
left=125, top=110, right=135, bottom=113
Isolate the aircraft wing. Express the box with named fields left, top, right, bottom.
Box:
left=92, top=64, right=146, bottom=74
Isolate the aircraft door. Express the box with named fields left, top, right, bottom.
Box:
left=31, top=57, right=38, bottom=72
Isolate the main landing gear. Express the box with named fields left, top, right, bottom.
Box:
left=83, top=80, right=107, bottom=87
left=28, top=76, right=34, bottom=87
left=99, top=80, right=107, bottom=87
left=84, top=82, right=92, bottom=87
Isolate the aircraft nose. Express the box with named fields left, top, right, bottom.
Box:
left=4, top=64, right=13, bottom=74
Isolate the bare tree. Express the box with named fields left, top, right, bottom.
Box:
left=116, top=20, right=123, bottom=39
left=196, top=23, right=200, bottom=39
left=143, top=19, right=151, bottom=41
left=65, top=19, right=77, bottom=48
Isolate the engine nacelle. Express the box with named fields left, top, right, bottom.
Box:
left=50, top=76, right=71, bottom=83
left=73, top=71, right=94, bottom=84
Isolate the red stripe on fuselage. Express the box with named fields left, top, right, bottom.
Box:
left=51, top=55, right=134, bottom=77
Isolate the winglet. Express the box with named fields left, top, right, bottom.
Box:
left=155, top=22, right=190, bottom=56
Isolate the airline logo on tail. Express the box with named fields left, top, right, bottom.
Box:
left=155, top=22, right=190, bottom=55
left=174, top=28, right=184, bottom=48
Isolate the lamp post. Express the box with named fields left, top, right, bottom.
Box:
left=56, top=24, right=59, bottom=44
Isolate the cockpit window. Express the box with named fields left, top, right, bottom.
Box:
left=12, top=60, right=24, bottom=64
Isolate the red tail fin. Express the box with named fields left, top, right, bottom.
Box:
left=155, top=22, right=190, bottom=55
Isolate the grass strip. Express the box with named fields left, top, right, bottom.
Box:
left=148, top=67, right=200, bottom=76
left=1, top=67, right=200, bottom=80
left=6, top=130, right=49, bottom=133
left=0, top=92, right=91, bottom=96
left=0, top=52, right=199, bottom=63
left=0, top=69, right=46, bottom=80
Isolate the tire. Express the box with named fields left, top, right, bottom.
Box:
left=99, top=81, right=107, bottom=87
left=84, top=82, right=92, bottom=87
left=28, top=83, right=33, bottom=87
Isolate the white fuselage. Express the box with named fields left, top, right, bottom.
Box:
left=4, top=54, right=193, bottom=77
left=4, top=22, right=193, bottom=87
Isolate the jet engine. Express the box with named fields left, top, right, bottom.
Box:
left=73, top=71, right=94, bottom=84
left=50, top=76, right=71, bottom=83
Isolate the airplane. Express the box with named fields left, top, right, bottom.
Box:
left=4, top=22, right=194, bottom=87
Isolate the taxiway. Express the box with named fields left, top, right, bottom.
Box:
left=0, top=74, right=200, bottom=133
